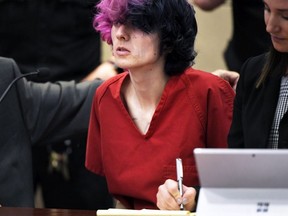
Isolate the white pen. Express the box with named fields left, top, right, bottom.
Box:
left=176, top=158, right=184, bottom=210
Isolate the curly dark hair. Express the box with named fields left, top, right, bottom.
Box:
left=94, top=0, right=198, bottom=76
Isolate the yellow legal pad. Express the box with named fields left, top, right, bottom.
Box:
left=97, top=209, right=196, bottom=216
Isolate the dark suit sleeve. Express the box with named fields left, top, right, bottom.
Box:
left=228, top=55, right=263, bottom=148
left=14, top=62, right=102, bottom=145
left=228, top=53, right=277, bottom=149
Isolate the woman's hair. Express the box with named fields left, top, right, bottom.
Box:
left=256, top=47, right=288, bottom=88
left=94, top=0, right=198, bottom=76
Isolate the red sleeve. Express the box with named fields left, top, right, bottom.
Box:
left=205, top=75, right=235, bottom=148
left=184, top=68, right=235, bottom=148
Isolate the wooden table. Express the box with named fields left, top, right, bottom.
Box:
left=0, top=207, right=96, bottom=216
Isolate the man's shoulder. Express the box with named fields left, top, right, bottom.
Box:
left=183, top=67, right=233, bottom=91
left=0, top=57, right=16, bottom=68
left=0, top=57, right=19, bottom=79
left=182, top=67, right=235, bottom=106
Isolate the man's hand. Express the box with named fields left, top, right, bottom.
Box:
left=156, top=179, right=196, bottom=211
left=82, top=61, right=118, bottom=81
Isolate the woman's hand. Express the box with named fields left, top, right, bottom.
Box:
left=156, top=179, right=196, bottom=211
left=211, top=69, right=239, bottom=91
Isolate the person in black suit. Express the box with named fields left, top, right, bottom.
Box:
left=0, top=0, right=115, bottom=209
left=228, top=0, right=288, bottom=148
left=0, top=57, right=103, bottom=207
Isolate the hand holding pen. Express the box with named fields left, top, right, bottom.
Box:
left=156, top=161, right=197, bottom=211
left=176, top=158, right=184, bottom=210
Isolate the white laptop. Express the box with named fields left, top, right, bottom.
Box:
left=194, top=148, right=288, bottom=216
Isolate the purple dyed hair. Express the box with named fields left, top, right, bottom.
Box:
left=94, top=0, right=146, bottom=44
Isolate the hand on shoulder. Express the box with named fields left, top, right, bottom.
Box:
left=211, top=69, right=239, bottom=91
left=82, top=61, right=118, bottom=81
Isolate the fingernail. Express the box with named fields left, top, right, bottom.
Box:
left=176, top=198, right=182, bottom=205
left=182, top=198, right=188, bottom=205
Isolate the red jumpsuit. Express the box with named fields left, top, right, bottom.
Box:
left=86, top=67, right=235, bottom=209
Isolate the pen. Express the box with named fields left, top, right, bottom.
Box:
left=176, top=158, right=184, bottom=210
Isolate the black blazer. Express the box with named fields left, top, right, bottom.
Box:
left=228, top=53, right=288, bottom=148
left=0, top=57, right=101, bottom=207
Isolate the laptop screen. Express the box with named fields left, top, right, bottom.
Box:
left=194, top=148, right=288, bottom=188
